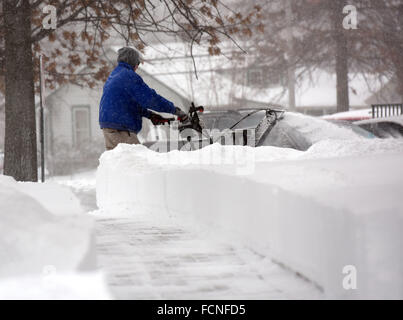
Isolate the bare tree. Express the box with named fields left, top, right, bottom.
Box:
left=232, top=0, right=403, bottom=112
left=360, top=0, right=403, bottom=99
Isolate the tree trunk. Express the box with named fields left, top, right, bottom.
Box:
left=285, top=0, right=296, bottom=112
left=333, top=0, right=350, bottom=113
left=3, top=0, right=37, bottom=181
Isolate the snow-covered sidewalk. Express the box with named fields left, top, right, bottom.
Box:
left=94, top=210, right=323, bottom=300
left=57, top=171, right=322, bottom=299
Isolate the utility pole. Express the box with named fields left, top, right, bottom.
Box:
left=39, top=55, right=45, bottom=182
left=285, top=0, right=296, bottom=112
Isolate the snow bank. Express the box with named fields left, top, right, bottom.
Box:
left=51, top=170, right=97, bottom=192
left=96, top=142, right=403, bottom=299
left=282, top=112, right=364, bottom=143
left=0, top=271, right=111, bottom=300
left=298, top=138, right=403, bottom=160
left=9, top=178, right=84, bottom=216
left=0, top=175, right=104, bottom=298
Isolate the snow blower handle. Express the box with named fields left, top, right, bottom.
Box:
left=177, top=102, right=205, bottom=133
left=153, top=115, right=189, bottom=125
left=152, top=103, right=205, bottom=134
left=188, top=103, right=204, bottom=114
left=167, top=103, right=204, bottom=124
left=151, top=115, right=189, bottom=126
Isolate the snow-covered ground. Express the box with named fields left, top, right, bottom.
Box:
left=51, top=170, right=97, bottom=212
left=96, top=137, right=403, bottom=299
left=0, top=175, right=110, bottom=299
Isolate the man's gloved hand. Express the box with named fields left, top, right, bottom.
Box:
left=175, top=107, right=189, bottom=122
left=149, top=112, right=167, bottom=125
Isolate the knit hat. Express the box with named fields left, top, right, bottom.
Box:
left=117, top=47, right=143, bottom=68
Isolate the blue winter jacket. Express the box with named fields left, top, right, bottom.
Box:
left=99, top=62, right=176, bottom=133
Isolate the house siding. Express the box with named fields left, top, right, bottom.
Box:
left=46, top=83, right=104, bottom=149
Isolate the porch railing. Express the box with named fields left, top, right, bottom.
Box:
left=372, top=103, right=403, bottom=118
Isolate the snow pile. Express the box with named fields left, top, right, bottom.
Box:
left=282, top=112, right=364, bottom=144
left=0, top=175, right=110, bottom=299
left=96, top=141, right=403, bottom=299
left=299, top=138, right=403, bottom=160
left=0, top=272, right=110, bottom=300
left=253, top=145, right=302, bottom=162
left=51, top=170, right=97, bottom=192
left=255, top=138, right=403, bottom=163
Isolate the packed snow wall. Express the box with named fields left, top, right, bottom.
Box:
left=97, top=143, right=403, bottom=299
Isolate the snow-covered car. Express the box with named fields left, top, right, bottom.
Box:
left=200, top=109, right=374, bottom=151
left=145, top=108, right=374, bottom=152
left=354, top=116, right=403, bottom=139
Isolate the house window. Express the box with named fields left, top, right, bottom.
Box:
left=72, top=105, right=91, bottom=147
left=247, top=68, right=263, bottom=87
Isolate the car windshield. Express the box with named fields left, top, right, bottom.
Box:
left=200, top=112, right=243, bottom=131
left=232, top=110, right=267, bottom=129
left=259, top=120, right=312, bottom=151
left=200, top=110, right=268, bottom=131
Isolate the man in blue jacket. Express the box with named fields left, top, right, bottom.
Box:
left=99, top=47, right=188, bottom=150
